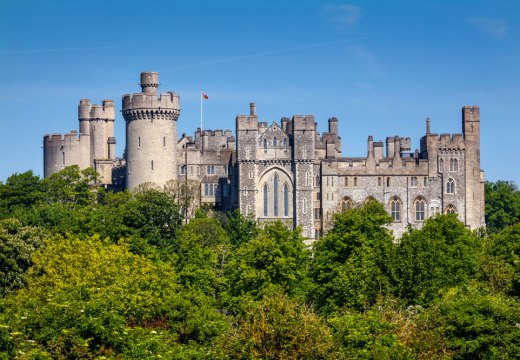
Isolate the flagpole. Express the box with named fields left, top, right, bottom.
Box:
left=200, top=90, right=203, bottom=131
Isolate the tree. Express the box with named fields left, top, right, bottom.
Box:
left=0, top=235, right=226, bottom=358
left=40, top=165, right=99, bottom=207
left=164, top=179, right=202, bottom=223
left=310, top=201, right=396, bottom=313
left=215, top=293, right=337, bottom=359
left=224, top=221, right=311, bottom=309
left=0, top=170, right=42, bottom=218
left=485, top=180, right=520, bottom=233
left=394, top=214, right=481, bottom=306
left=221, top=208, right=258, bottom=247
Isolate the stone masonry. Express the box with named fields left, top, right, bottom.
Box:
left=43, top=72, right=486, bottom=239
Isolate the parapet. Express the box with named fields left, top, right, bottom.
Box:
left=78, top=98, right=115, bottom=121
left=293, top=115, right=315, bottom=131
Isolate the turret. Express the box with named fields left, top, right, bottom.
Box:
left=122, top=72, right=180, bottom=190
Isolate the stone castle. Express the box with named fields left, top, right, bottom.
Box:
left=43, top=72, right=486, bottom=239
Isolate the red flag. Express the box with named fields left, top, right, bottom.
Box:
left=201, top=91, right=208, bottom=100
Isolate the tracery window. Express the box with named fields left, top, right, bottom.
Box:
left=411, top=176, right=418, bottom=187
left=390, top=197, right=401, bottom=222
left=446, top=204, right=457, bottom=214
left=446, top=178, right=455, bottom=194
left=415, top=197, right=426, bottom=221
left=341, top=197, right=353, bottom=211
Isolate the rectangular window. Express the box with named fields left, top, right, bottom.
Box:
left=151, top=160, right=154, bottom=171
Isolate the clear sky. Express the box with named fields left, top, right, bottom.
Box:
left=0, top=0, right=519, bottom=183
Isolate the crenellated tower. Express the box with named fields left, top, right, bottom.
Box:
left=122, top=72, right=180, bottom=190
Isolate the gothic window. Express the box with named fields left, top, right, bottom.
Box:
left=446, top=204, right=457, bottom=214
left=214, top=184, right=218, bottom=196
left=365, top=196, right=376, bottom=204
left=439, top=158, right=444, bottom=172
left=273, top=174, right=279, bottom=216
left=315, top=175, right=320, bottom=186
left=378, top=177, right=382, bottom=187
left=263, top=138, right=267, bottom=149
left=411, top=176, right=418, bottom=187
left=390, top=197, right=401, bottom=222
left=316, top=192, right=321, bottom=201
left=209, top=184, right=214, bottom=196
left=415, top=197, right=426, bottom=221
left=204, top=184, right=209, bottom=196
left=207, top=165, right=215, bottom=174
left=345, top=177, right=349, bottom=187
left=263, top=183, right=268, bottom=217
left=354, top=177, right=358, bottom=187
left=273, top=137, right=277, bottom=146
left=387, top=177, right=391, bottom=187
left=450, top=158, right=458, bottom=172
left=341, top=197, right=353, bottom=211
left=284, top=183, right=289, bottom=216
left=446, top=178, right=455, bottom=194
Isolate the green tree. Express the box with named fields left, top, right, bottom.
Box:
left=394, top=214, right=481, bottom=306
left=0, top=170, right=42, bottom=218
left=485, top=180, right=520, bottom=233
left=221, top=209, right=258, bottom=247
left=0, top=235, right=226, bottom=358
left=310, top=201, right=396, bottom=313
left=216, top=293, right=337, bottom=359
left=40, top=165, right=99, bottom=207
left=412, top=286, right=520, bottom=359
left=224, top=221, right=311, bottom=309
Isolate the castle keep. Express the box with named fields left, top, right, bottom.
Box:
left=43, top=72, right=486, bottom=239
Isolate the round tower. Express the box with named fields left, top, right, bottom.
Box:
left=122, top=72, right=180, bottom=190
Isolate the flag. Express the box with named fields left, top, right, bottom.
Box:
left=201, top=91, right=208, bottom=100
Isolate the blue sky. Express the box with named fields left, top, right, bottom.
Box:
left=0, top=0, right=519, bottom=182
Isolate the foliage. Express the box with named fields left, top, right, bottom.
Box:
left=0, top=170, right=43, bottom=218
left=485, top=180, right=520, bottom=233
left=310, top=201, right=396, bottom=313
left=224, top=221, right=311, bottom=309
left=221, top=209, right=258, bottom=247
left=40, top=165, right=99, bottom=207
left=394, top=214, right=481, bottom=305
left=0, top=235, right=226, bottom=358
left=412, top=286, right=520, bottom=359
left=215, top=293, right=336, bottom=359
left=0, top=218, right=44, bottom=296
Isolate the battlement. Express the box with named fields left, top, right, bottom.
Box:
left=78, top=99, right=115, bottom=121
left=292, top=115, right=315, bottom=131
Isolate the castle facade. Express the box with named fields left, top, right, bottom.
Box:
left=43, top=72, right=486, bottom=239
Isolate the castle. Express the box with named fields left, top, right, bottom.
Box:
left=43, top=72, right=486, bottom=239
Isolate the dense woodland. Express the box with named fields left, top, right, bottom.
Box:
left=1, top=165, right=520, bottom=359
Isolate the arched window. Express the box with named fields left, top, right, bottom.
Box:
left=386, top=177, right=390, bottom=187
left=446, top=204, right=457, bottom=214
left=378, top=177, right=382, bottom=187
left=283, top=138, right=287, bottom=148
left=151, top=160, right=154, bottom=171
left=345, top=177, right=349, bottom=187
left=364, top=196, right=376, bottom=204
left=354, top=177, right=358, bottom=187
left=209, top=184, right=214, bottom=196
left=204, top=184, right=209, bottom=196
left=411, top=176, right=418, bottom=187
left=316, top=192, right=321, bottom=201
left=390, top=197, right=401, bottom=222
left=273, top=174, right=279, bottom=216
left=263, top=138, right=267, bottom=149
left=415, top=197, right=426, bottom=221
left=263, top=183, right=268, bottom=216
left=273, top=137, right=277, bottom=146
left=284, top=183, right=289, bottom=216
left=439, top=158, right=444, bottom=172
left=315, top=175, right=320, bottom=186
left=450, top=159, right=458, bottom=172
left=213, top=184, right=218, bottom=196
left=306, top=172, right=311, bottom=186
left=341, top=197, right=353, bottom=211
left=446, top=178, right=455, bottom=194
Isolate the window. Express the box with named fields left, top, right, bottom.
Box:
left=209, top=184, right=214, bottom=196
left=163, top=136, right=166, bottom=147
left=314, top=208, right=320, bottom=220
left=179, top=165, right=186, bottom=175
left=263, top=138, right=267, bottom=149
left=151, top=160, right=154, bottom=171
left=213, top=184, right=218, bottom=197
left=411, top=176, right=418, bottom=187
left=446, top=178, right=455, bottom=194
left=341, top=197, right=353, bottom=211
left=354, top=177, right=358, bottom=187
left=207, top=165, right=215, bottom=174
left=386, top=177, right=390, bottom=187
left=423, top=177, right=428, bottom=187
left=439, top=158, right=444, bottom=172
left=450, top=159, right=458, bottom=172
left=273, top=137, right=277, bottom=146
left=391, top=197, right=401, bottom=222
left=223, top=166, right=227, bottom=175
left=283, top=139, right=287, bottom=148
left=446, top=205, right=457, bottom=214
left=204, top=184, right=209, bottom=196
left=62, top=152, right=65, bottom=165
left=263, top=183, right=268, bottom=217
left=306, top=172, right=311, bottom=186
left=345, top=177, right=349, bottom=187
left=315, top=229, right=320, bottom=239
left=378, top=177, right=381, bottom=187
left=273, top=174, right=279, bottom=216
left=415, top=198, right=426, bottom=221
left=316, top=192, right=321, bottom=201
left=315, top=175, right=320, bottom=186
left=138, top=137, right=141, bottom=148
left=284, top=183, right=289, bottom=216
